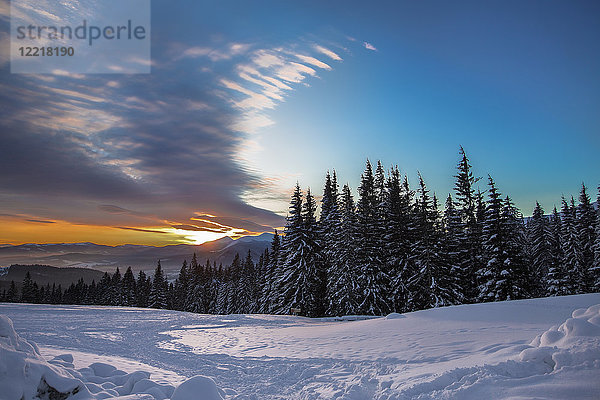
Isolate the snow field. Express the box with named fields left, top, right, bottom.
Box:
left=1, top=294, right=599, bottom=399
left=0, top=314, right=225, bottom=399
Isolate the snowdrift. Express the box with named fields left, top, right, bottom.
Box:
left=396, top=303, right=600, bottom=399
left=0, top=314, right=222, bottom=400
left=1, top=295, right=599, bottom=399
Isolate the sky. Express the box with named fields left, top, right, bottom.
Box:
left=0, top=0, right=599, bottom=246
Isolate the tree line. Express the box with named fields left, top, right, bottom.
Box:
left=2, top=147, right=599, bottom=316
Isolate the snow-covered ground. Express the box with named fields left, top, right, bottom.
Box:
left=1, top=294, right=600, bottom=399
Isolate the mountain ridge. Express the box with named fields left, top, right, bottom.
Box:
left=0, top=234, right=273, bottom=275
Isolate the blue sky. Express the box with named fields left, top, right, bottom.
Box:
left=0, top=0, right=598, bottom=245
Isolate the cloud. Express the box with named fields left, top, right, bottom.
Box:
left=313, top=45, right=343, bottom=61
left=276, top=62, right=316, bottom=83
left=51, top=70, right=86, bottom=79
left=179, top=43, right=250, bottom=62
left=0, top=32, right=9, bottom=68
left=220, top=78, right=277, bottom=110
left=116, top=227, right=169, bottom=234
left=222, top=45, right=335, bottom=115
left=98, top=205, right=149, bottom=218
left=170, top=224, right=230, bottom=233
left=295, top=55, right=332, bottom=70
left=0, top=0, right=8, bottom=20
left=25, top=219, right=56, bottom=224
left=364, top=42, right=377, bottom=51
left=230, top=112, right=274, bottom=134
left=48, top=87, right=106, bottom=103
left=192, top=215, right=274, bottom=234
left=0, top=29, right=351, bottom=243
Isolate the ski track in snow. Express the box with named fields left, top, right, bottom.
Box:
left=1, top=294, right=600, bottom=399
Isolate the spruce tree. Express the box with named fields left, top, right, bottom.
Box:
left=149, top=261, right=168, bottom=309
left=594, top=186, right=600, bottom=291
left=383, top=167, right=404, bottom=311
left=185, top=253, right=200, bottom=312
left=205, top=261, right=219, bottom=314
left=7, top=280, right=18, bottom=303
left=408, top=174, right=453, bottom=309
left=561, top=197, right=580, bottom=294
left=199, top=259, right=214, bottom=313
left=278, top=185, right=324, bottom=316
left=442, top=194, right=465, bottom=305
left=174, top=260, right=190, bottom=311
left=528, top=202, right=551, bottom=296
left=110, top=267, right=123, bottom=306
left=97, top=272, right=111, bottom=305
left=215, top=266, right=230, bottom=315
left=136, top=270, right=150, bottom=307
left=239, top=250, right=258, bottom=313
left=387, top=173, right=416, bottom=312
left=167, top=282, right=176, bottom=310
left=320, top=171, right=344, bottom=312
left=576, top=183, right=595, bottom=292
left=547, top=207, right=567, bottom=295
left=41, top=283, right=51, bottom=304
left=479, top=178, right=529, bottom=302
left=453, top=147, right=480, bottom=302
left=327, top=183, right=360, bottom=316
left=259, top=231, right=280, bottom=313
left=354, top=161, right=390, bottom=315
left=55, top=284, right=63, bottom=304
left=500, top=195, right=529, bottom=300
left=187, top=256, right=212, bottom=314
left=122, top=267, right=137, bottom=306
left=21, top=271, right=36, bottom=303
left=479, top=176, right=504, bottom=302
left=222, top=253, right=241, bottom=314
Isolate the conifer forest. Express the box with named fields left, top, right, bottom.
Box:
left=3, top=148, right=599, bottom=317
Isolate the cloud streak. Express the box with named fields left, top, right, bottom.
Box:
left=364, top=42, right=377, bottom=51
left=0, top=8, right=354, bottom=244
left=313, top=45, right=343, bottom=61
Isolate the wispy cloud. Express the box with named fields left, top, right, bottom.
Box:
left=0, top=20, right=355, bottom=243
left=116, top=226, right=169, bottom=235
left=179, top=43, right=250, bottom=62
left=296, top=54, right=332, bottom=70
left=222, top=44, right=339, bottom=118
left=25, top=219, right=56, bottom=224
left=364, top=41, right=377, bottom=51
left=313, top=44, right=343, bottom=61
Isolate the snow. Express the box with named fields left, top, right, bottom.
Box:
left=0, top=312, right=179, bottom=399
left=0, top=294, right=599, bottom=399
left=171, top=376, right=225, bottom=400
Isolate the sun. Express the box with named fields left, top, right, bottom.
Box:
left=169, top=228, right=230, bottom=245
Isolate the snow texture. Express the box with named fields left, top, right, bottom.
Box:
left=1, top=294, right=599, bottom=399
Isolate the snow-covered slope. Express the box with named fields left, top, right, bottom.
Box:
left=1, top=294, right=599, bottom=399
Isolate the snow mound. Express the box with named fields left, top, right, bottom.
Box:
left=385, top=312, right=406, bottom=320
left=393, top=303, right=600, bottom=399
left=0, top=314, right=228, bottom=400
left=523, top=303, right=600, bottom=371
left=171, top=376, right=225, bottom=400
left=0, top=314, right=84, bottom=400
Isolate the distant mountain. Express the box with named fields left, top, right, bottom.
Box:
left=0, top=233, right=273, bottom=277
left=0, top=264, right=105, bottom=292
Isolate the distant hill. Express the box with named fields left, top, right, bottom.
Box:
left=0, top=233, right=274, bottom=277
left=0, top=264, right=105, bottom=292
